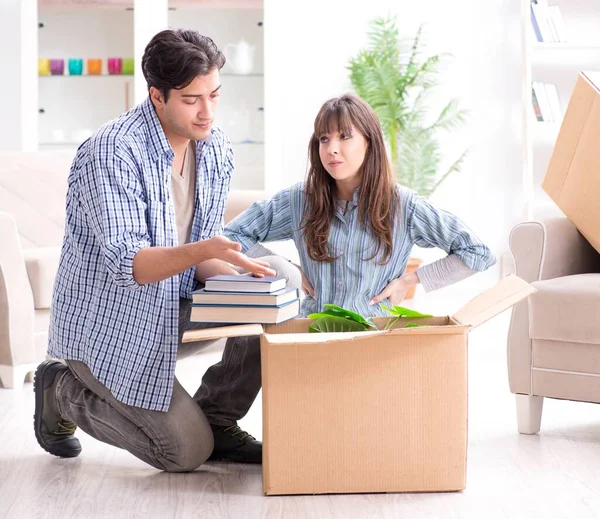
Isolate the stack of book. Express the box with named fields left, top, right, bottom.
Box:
left=190, top=275, right=300, bottom=324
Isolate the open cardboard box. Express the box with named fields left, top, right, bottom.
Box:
left=543, top=71, right=600, bottom=253
left=184, top=274, right=535, bottom=495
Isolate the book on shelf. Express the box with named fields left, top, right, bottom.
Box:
left=544, top=83, right=562, bottom=122
left=531, top=87, right=544, bottom=122
left=532, top=81, right=562, bottom=123
left=548, top=6, right=566, bottom=42
left=190, top=298, right=301, bottom=324
left=192, top=286, right=299, bottom=306
left=203, top=274, right=287, bottom=293
left=530, top=0, right=567, bottom=43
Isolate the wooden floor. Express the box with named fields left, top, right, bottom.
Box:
left=2, top=281, right=600, bottom=518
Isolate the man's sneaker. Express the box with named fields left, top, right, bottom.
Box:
left=33, top=360, right=82, bottom=458
left=207, top=424, right=262, bottom=464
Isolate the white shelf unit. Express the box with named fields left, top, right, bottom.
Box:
left=521, top=0, right=600, bottom=220
left=37, top=2, right=265, bottom=190
left=37, top=8, right=135, bottom=148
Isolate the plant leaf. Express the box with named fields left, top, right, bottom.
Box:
left=405, top=322, right=426, bottom=328
left=308, top=316, right=371, bottom=333
left=322, top=304, right=377, bottom=328
left=382, top=305, right=433, bottom=318
left=347, top=14, right=468, bottom=198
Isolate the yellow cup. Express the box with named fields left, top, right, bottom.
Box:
left=38, top=58, right=50, bottom=76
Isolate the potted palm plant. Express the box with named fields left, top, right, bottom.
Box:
left=348, top=15, right=469, bottom=298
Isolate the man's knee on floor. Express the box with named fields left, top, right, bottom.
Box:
left=160, top=429, right=214, bottom=473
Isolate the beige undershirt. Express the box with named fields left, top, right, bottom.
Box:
left=171, top=141, right=196, bottom=246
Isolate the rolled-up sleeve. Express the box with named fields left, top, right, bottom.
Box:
left=223, top=187, right=294, bottom=253
left=407, top=192, right=496, bottom=271
left=78, top=148, right=151, bottom=290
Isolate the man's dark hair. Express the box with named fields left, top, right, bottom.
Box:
left=142, top=29, right=225, bottom=101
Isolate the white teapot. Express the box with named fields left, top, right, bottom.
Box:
left=225, top=39, right=256, bottom=75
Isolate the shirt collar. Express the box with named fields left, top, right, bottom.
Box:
left=351, top=186, right=360, bottom=206
left=141, top=97, right=174, bottom=163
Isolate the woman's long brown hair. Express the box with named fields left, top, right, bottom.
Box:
left=302, top=94, right=399, bottom=264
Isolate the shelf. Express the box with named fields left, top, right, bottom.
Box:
left=39, top=0, right=262, bottom=8
left=39, top=74, right=132, bottom=78
left=532, top=122, right=560, bottom=142
left=532, top=43, right=600, bottom=51
left=39, top=73, right=262, bottom=78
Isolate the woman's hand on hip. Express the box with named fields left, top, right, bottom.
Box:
left=369, top=272, right=420, bottom=306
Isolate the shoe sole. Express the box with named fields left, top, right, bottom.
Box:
left=207, top=451, right=262, bottom=464
left=33, top=361, right=82, bottom=458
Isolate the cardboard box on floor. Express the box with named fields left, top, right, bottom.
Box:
left=184, top=275, right=535, bottom=496
left=543, top=71, right=600, bottom=253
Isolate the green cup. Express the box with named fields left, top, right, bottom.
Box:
left=122, top=58, right=134, bottom=75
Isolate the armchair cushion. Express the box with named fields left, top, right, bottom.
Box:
left=23, top=247, right=61, bottom=310
left=529, top=273, right=600, bottom=344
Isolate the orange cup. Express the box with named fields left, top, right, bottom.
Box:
left=87, top=59, right=102, bottom=75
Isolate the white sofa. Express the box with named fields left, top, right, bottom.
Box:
left=0, top=151, right=276, bottom=388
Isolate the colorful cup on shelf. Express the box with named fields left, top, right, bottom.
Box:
left=38, top=58, right=50, bottom=76
left=87, top=58, right=102, bottom=75
left=108, top=57, right=122, bottom=75
left=122, top=58, right=134, bottom=75
left=50, top=59, right=64, bottom=75
left=68, top=58, right=83, bottom=76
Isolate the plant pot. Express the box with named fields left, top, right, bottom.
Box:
left=404, top=257, right=422, bottom=299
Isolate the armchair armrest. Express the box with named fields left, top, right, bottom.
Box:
left=509, top=217, right=600, bottom=283
left=0, top=212, right=35, bottom=369
left=23, top=246, right=61, bottom=309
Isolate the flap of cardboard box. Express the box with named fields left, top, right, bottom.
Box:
left=451, top=274, right=536, bottom=329
left=182, top=323, right=264, bottom=343
left=542, top=72, right=597, bottom=202
left=542, top=71, right=600, bottom=253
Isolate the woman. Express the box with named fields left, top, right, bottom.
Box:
left=224, top=94, right=495, bottom=317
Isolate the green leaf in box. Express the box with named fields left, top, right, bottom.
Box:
left=308, top=316, right=372, bottom=333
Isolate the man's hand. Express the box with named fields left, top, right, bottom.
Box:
left=204, top=236, right=275, bottom=277
left=194, top=258, right=239, bottom=283
left=369, top=272, right=419, bottom=306
left=133, top=235, right=275, bottom=285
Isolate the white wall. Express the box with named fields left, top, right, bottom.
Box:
left=264, top=0, right=524, bottom=278
left=0, top=0, right=38, bottom=151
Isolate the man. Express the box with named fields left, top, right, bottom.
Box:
left=33, top=29, right=300, bottom=472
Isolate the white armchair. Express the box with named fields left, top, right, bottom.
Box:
left=0, top=212, right=58, bottom=387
